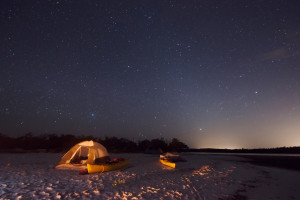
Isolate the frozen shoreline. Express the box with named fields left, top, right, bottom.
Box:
left=0, top=153, right=299, bottom=199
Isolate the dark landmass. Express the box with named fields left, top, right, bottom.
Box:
left=0, top=132, right=188, bottom=153
left=1, top=132, right=299, bottom=156
left=186, top=147, right=300, bottom=154
left=237, top=155, right=300, bottom=172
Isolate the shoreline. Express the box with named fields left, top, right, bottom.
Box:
left=236, top=155, right=300, bottom=172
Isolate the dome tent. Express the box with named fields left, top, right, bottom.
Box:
left=56, top=140, right=109, bottom=170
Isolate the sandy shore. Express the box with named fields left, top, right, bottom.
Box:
left=0, top=153, right=299, bottom=199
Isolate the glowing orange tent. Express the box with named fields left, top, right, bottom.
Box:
left=56, top=140, right=109, bottom=170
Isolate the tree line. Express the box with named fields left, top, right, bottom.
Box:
left=0, top=133, right=188, bottom=153
left=2, top=132, right=298, bottom=154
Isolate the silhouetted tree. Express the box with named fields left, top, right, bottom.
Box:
left=150, top=138, right=168, bottom=152
left=168, top=138, right=188, bottom=152
left=138, top=139, right=151, bottom=152
left=119, top=138, right=138, bottom=152
left=102, top=137, right=120, bottom=152
left=0, top=133, right=14, bottom=149
left=59, top=134, right=79, bottom=151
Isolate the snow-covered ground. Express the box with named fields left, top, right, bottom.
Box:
left=0, top=153, right=299, bottom=199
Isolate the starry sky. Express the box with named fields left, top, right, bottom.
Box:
left=1, top=0, right=300, bottom=148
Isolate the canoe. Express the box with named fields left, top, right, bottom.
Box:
left=87, top=159, right=130, bottom=173
left=160, top=158, right=176, bottom=168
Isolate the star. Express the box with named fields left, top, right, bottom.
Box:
left=0, top=0, right=299, bottom=149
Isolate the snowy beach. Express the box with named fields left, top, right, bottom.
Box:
left=0, top=153, right=299, bottom=199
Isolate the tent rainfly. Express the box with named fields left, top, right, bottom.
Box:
left=56, top=140, right=109, bottom=170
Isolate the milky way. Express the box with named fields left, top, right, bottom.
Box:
left=1, top=0, right=300, bottom=148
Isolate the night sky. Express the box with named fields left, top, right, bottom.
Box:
left=1, top=0, right=300, bottom=148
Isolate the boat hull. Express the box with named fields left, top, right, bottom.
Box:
left=87, top=159, right=130, bottom=173
left=160, top=159, right=176, bottom=168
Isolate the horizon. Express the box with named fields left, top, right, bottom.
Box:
left=1, top=132, right=300, bottom=150
left=1, top=1, right=300, bottom=149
